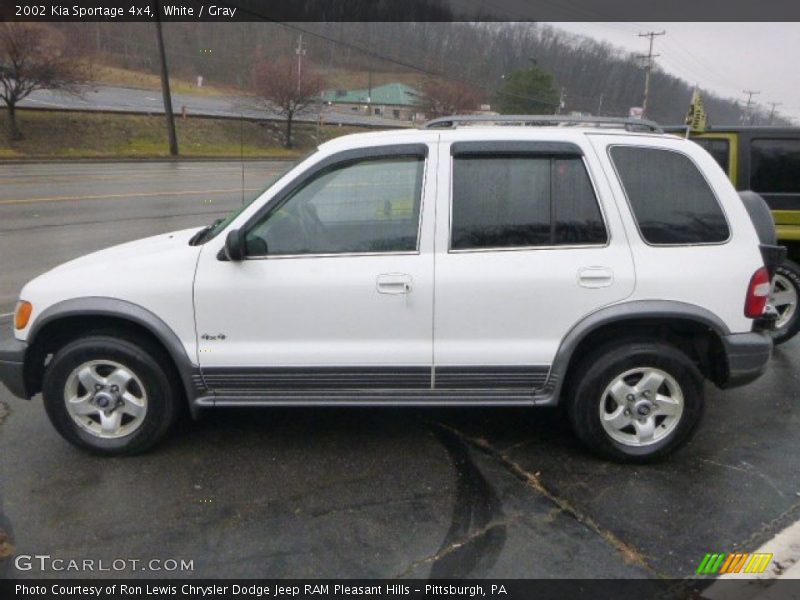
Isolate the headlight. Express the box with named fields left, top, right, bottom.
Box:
left=14, top=300, right=32, bottom=330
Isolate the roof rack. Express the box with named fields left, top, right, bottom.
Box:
left=422, top=114, right=664, bottom=133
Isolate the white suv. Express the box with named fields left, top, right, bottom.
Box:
left=0, top=116, right=780, bottom=461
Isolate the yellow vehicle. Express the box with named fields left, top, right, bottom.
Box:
left=668, top=126, right=800, bottom=344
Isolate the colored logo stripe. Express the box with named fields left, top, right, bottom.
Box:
left=720, top=553, right=749, bottom=573
left=697, top=553, right=725, bottom=574
left=697, top=553, right=773, bottom=575
left=745, top=553, right=773, bottom=574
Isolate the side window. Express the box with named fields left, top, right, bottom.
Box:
left=451, top=155, right=607, bottom=250
left=245, top=157, right=424, bottom=256
left=750, top=139, right=800, bottom=194
left=610, top=146, right=730, bottom=245
left=692, top=137, right=730, bottom=174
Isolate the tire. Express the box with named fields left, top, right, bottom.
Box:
left=42, top=335, right=180, bottom=455
left=770, top=259, right=800, bottom=345
left=567, top=340, right=704, bottom=463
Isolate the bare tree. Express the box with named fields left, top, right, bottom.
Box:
left=417, top=78, right=483, bottom=118
left=253, top=58, right=325, bottom=148
left=0, top=23, right=91, bottom=141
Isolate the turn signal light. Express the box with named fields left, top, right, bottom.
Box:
left=744, top=268, right=771, bottom=318
left=14, top=301, right=32, bottom=330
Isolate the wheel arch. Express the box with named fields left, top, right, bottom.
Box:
left=538, top=300, right=732, bottom=406
left=24, top=298, right=202, bottom=409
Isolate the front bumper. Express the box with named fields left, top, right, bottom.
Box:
left=720, top=331, right=773, bottom=388
left=0, top=337, right=29, bottom=399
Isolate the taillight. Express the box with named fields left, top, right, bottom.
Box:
left=745, top=267, right=771, bottom=318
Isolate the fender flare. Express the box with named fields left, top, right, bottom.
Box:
left=28, top=297, right=202, bottom=407
left=535, top=300, right=730, bottom=405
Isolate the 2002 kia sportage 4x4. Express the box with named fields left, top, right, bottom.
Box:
left=0, top=115, right=782, bottom=461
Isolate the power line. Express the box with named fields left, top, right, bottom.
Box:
left=275, top=22, right=561, bottom=108
left=183, top=5, right=561, bottom=109
left=636, top=30, right=665, bottom=119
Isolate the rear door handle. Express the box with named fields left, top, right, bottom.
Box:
left=376, top=273, right=413, bottom=294
left=578, top=266, right=614, bottom=288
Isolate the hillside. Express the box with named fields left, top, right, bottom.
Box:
left=52, top=22, right=788, bottom=126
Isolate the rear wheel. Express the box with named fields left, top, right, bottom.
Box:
left=42, top=335, right=180, bottom=455
left=770, top=259, right=800, bottom=345
left=567, top=340, right=704, bottom=463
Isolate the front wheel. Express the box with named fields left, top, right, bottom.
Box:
left=42, top=335, right=180, bottom=455
left=567, top=341, right=704, bottom=463
left=770, top=259, right=800, bottom=345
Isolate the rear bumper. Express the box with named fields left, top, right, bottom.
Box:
left=720, top=331, right=773, bottom=388
left=0, top=337, right=29, bottom=399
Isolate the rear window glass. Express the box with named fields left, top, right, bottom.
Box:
left=692, top=137, right=730, bottom=174
left=750, top=138, right=800, bottom=194
left=610, top=146, right=729, bottom=245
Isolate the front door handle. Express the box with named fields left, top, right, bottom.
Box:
left=578, top=266, right=614, bottom=288
left=376, top=273, right=413, bottom=295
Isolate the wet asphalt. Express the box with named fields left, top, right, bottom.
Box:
left=0, top=161, right=799, bottom=580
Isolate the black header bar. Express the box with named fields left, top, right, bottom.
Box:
left=2, top=0, right=800, bottom=22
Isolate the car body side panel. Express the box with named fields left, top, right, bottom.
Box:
left=588, top=133, right=765, bottom=335
left=16, top=228, right=201, bottom=363
left=431, top=131, right=636, bottom=369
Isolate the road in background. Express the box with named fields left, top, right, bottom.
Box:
left=0, top=160, right=291, bottom=312
left=19, top=85, right=407, bottom=128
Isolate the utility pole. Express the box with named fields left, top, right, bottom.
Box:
left=367, top=25, right=373, bottom=106
left=597, top=93, right=604, bottom=116
left=767, top=101, right=782, bottom=125
left=742, top=90, right=761, bottom=125
left=295, top=34, right=306, bottom=92
left=636, top=30, right=665, bottom=119
left=557, top=87, right=567, bottom=115
left=154, top=1, right=178, bottom=156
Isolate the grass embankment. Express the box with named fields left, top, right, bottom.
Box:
left=95, top=65, right=423, bottom=97
left=0, top=109, right=367, bottom=159
left=93, top=65, right=232, bottom=97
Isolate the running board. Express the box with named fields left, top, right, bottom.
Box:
left=193, top=389, right=543, bottom=408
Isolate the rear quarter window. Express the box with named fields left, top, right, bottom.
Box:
left=609, top=146, right=730, bottom=245
left=750, top=138, right=800, bottom=194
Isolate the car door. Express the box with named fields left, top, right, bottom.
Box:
left=432, top=135, right=635, bottom=390
left=193, top=142, right=436, bottom=397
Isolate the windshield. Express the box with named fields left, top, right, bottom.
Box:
left=191, top=154, right=313, bottom=245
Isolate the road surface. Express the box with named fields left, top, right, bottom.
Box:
left=0, top=160, right=289, bottom=312
left=19, top=85, right=409, bottom=128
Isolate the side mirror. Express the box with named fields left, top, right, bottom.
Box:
left=224, top=229, right=246, bottom=262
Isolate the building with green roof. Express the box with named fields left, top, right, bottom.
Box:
left=321, top=82, right=422, bottom=121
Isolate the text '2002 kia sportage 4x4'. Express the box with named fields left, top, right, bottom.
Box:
left=0, top=116, right=781, bottom=462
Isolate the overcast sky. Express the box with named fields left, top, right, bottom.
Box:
left=546, top=22, right=800, bottom=123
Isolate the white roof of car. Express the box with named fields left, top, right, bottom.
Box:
left=318, top=126, right=674, bottom=152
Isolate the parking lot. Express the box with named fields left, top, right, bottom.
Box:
left=1, top=161, right=799, bottom=580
